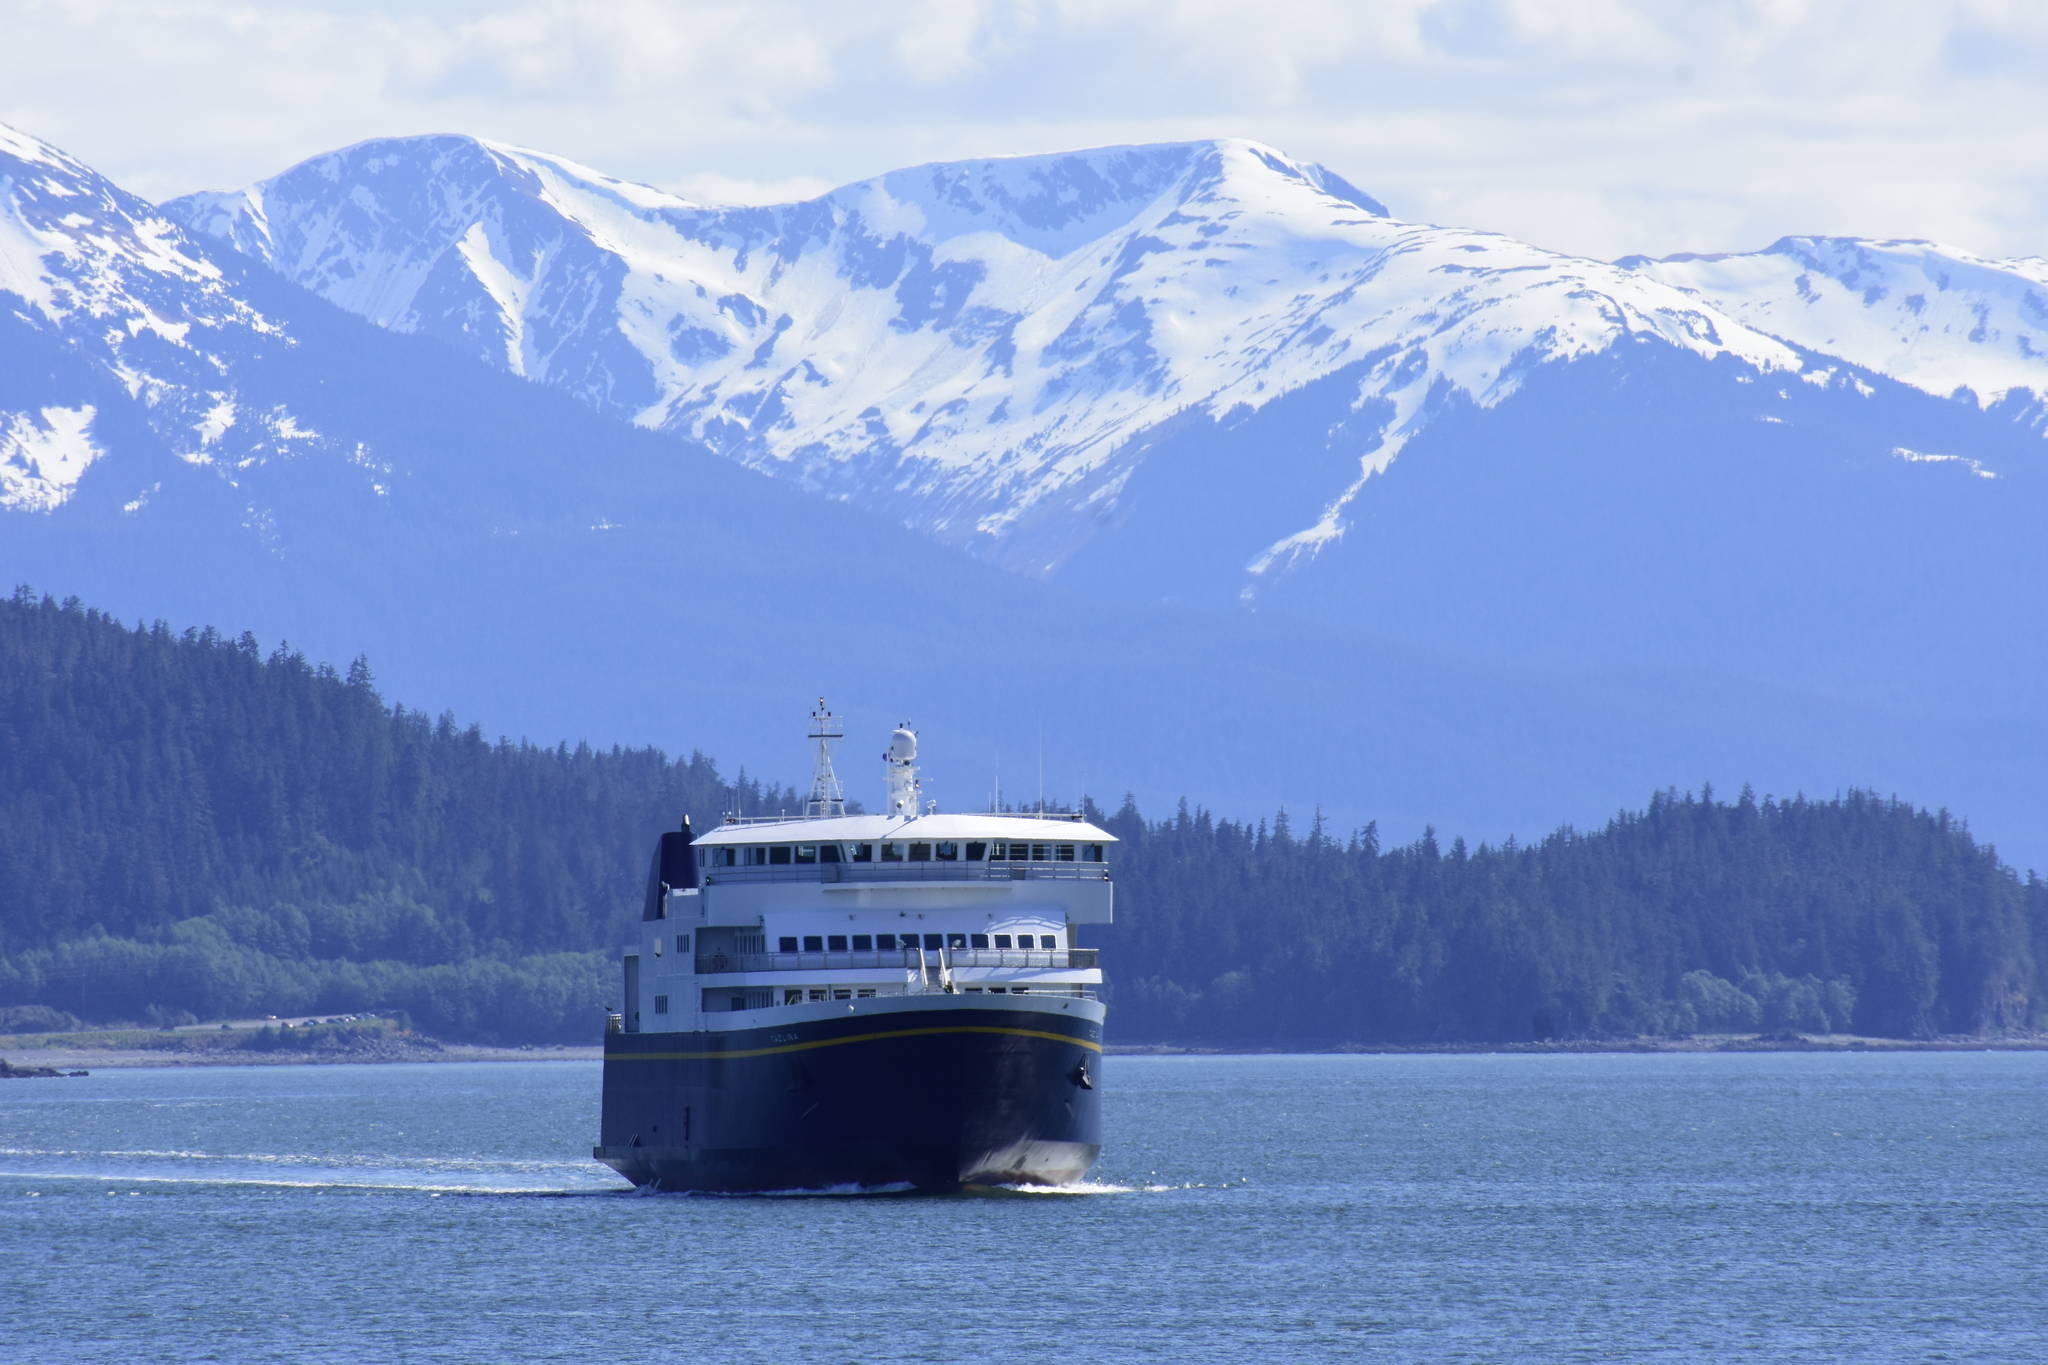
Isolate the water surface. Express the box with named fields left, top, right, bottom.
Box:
left=2, top=1052, right=2041, bottom=1362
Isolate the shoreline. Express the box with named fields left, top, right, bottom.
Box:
left=1107, top=1035, right=2048, bottom=1057
left=0, top=1043, right=602, bottom=1070
left=6, top=1033, right=2047, bottom=1070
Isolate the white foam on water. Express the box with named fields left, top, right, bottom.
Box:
left=978, top=1179, right=1137, bottom=1195
left=0, top=1146, right=588, bottom=1175
left=0, top=1168, right=606, bottom=1195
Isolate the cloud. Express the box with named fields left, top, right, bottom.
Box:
left=668, top=170, right=836, bottom=207
left=1, top=0, right=2041, bottom=259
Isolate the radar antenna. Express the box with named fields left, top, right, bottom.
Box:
left=804, top=698, right=846, bottom=818
left=884, top=722, right=921, bottom=820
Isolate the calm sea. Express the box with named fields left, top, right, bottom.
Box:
left=1, top=1052, right=2043, bottom=1363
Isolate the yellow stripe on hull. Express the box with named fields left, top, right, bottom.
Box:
left=610, top=1023, right=1103, bottom=1062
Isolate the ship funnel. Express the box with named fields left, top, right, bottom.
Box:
left=884, top=724, right=921, bottom=819
left=643, top=814, right=698, bottom=920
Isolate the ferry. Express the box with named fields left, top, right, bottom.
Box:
left=594, top=703, right=1114, bottom=1192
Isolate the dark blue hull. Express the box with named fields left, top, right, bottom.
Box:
left=594, top=1005, right=1104, bottom=1192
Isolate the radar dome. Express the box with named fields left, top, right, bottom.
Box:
left=888, top=727, right=918, bottom=762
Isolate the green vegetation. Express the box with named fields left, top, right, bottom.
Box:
left=2, top=589, right=2042, bottom=1046
left=0, top=1014, right=416, bottom=1059
left=1091, top=788, right=2046, bottom=1043
left=0, top=589, right=792, bottom=1043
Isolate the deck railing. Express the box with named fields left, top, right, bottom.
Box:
left=695, top=948, right=1099, bottom=975
left=701, top=860, right=1110, bottom=886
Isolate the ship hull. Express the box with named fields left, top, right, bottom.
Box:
left=594, top=1001, right=1104, bottom=1192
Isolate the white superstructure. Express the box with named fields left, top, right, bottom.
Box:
left=617, top=706, right=1115, bottom=1036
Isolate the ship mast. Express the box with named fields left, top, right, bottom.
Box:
left=804, top=698, right=846, bottom=818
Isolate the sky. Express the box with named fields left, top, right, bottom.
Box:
left=4, top=0, right=2045, bottom=262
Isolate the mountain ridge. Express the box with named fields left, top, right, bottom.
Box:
left=8, top=117, right=2048, bottom=871
left=165, top=132, right=1853, bottom=584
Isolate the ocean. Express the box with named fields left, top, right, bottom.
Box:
left=1, top=1052, right=2042, bottom=1362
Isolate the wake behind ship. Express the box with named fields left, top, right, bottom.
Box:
left=594, top=704, right=1113, bottom=1192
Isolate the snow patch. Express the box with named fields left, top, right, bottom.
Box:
left=1891, top=446, right=1997, bottom=479
left=455, top=221, right=531, bottom=372
left=195, top=397, right=236, bottom=445
left=0, top=405, right=100, bottom=511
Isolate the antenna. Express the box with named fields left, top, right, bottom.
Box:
left=805, top=698, right=846, bottom=818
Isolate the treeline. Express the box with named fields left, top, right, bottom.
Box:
left=1088, top=789, right=2047, bottom=1043
left=0, top=589, right=794, bottom=1042
left=2, top=589, right=2043, bottom=1045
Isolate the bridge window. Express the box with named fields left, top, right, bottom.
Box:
left=807, top=989, right=828, bottom=1002
left=803, top=935, right=824, bottom=952
left=876, top=933, right=897, bottom=950
left=794, top=845, right=817, bottom=864
left=833, top=989, right=852, bottom=1001
left=852, top=934, right=872, bottom=951
left=1056, top=844, right=1075, bottom=861
left=881, top=843, right=904, bottom=862
left=936, top=841, right=958, bottom=861
left=827, top=935, right=847, bottom=952
left=784, top=989, right=803, bottom=1005
left=908, top=842, right=931, bottom=861
left=851, top=842, right=873, bottom=862
left=779, top=936, right=798, bottom=952
left=922, top=933, right=942, bottom=950
left=856, top=989, right=876, bottom=999
left=819, top=844, right=842, bottom=863
left=1087, top=844, right=1104, bottom=862
left=768, top=845, right=792, bottom=865
left=970, top=933, right=989, bottom=949
left=966, top=841, right=987, bottom=860
left=1039, top=935, right=1056, bottom=949
left=994, top=934, right=1012, bottom=949
left=947, top=933, right=967, bottom=950
left=1032, top=844, right=1050, bottom=861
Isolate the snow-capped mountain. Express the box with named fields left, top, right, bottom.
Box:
left=168, top=135, right=1849, bottom=583
left=0, top=122, right=343, bottom=522
left=1621, top=237, right=2048, bottom=423
left=9, top=119, right=2048, bottom=868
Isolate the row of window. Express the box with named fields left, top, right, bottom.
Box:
left=705, top=841, right=1106, bottom=867
left=776, top=932, right=1058, bottom=953
left=781, top=986, right=1036, bottom=1004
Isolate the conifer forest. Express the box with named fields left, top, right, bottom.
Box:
left=2, top=590, right=2041, bottom=1045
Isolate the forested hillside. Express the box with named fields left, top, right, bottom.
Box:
left=1092, top=792, right=2046, bottom=1043
left=2, top=589, right=2042, bottom=1045
left=0, top=589, right=792, bottom=1041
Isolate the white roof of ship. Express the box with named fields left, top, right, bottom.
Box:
left=696, top=812, right=1117, bottom=846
